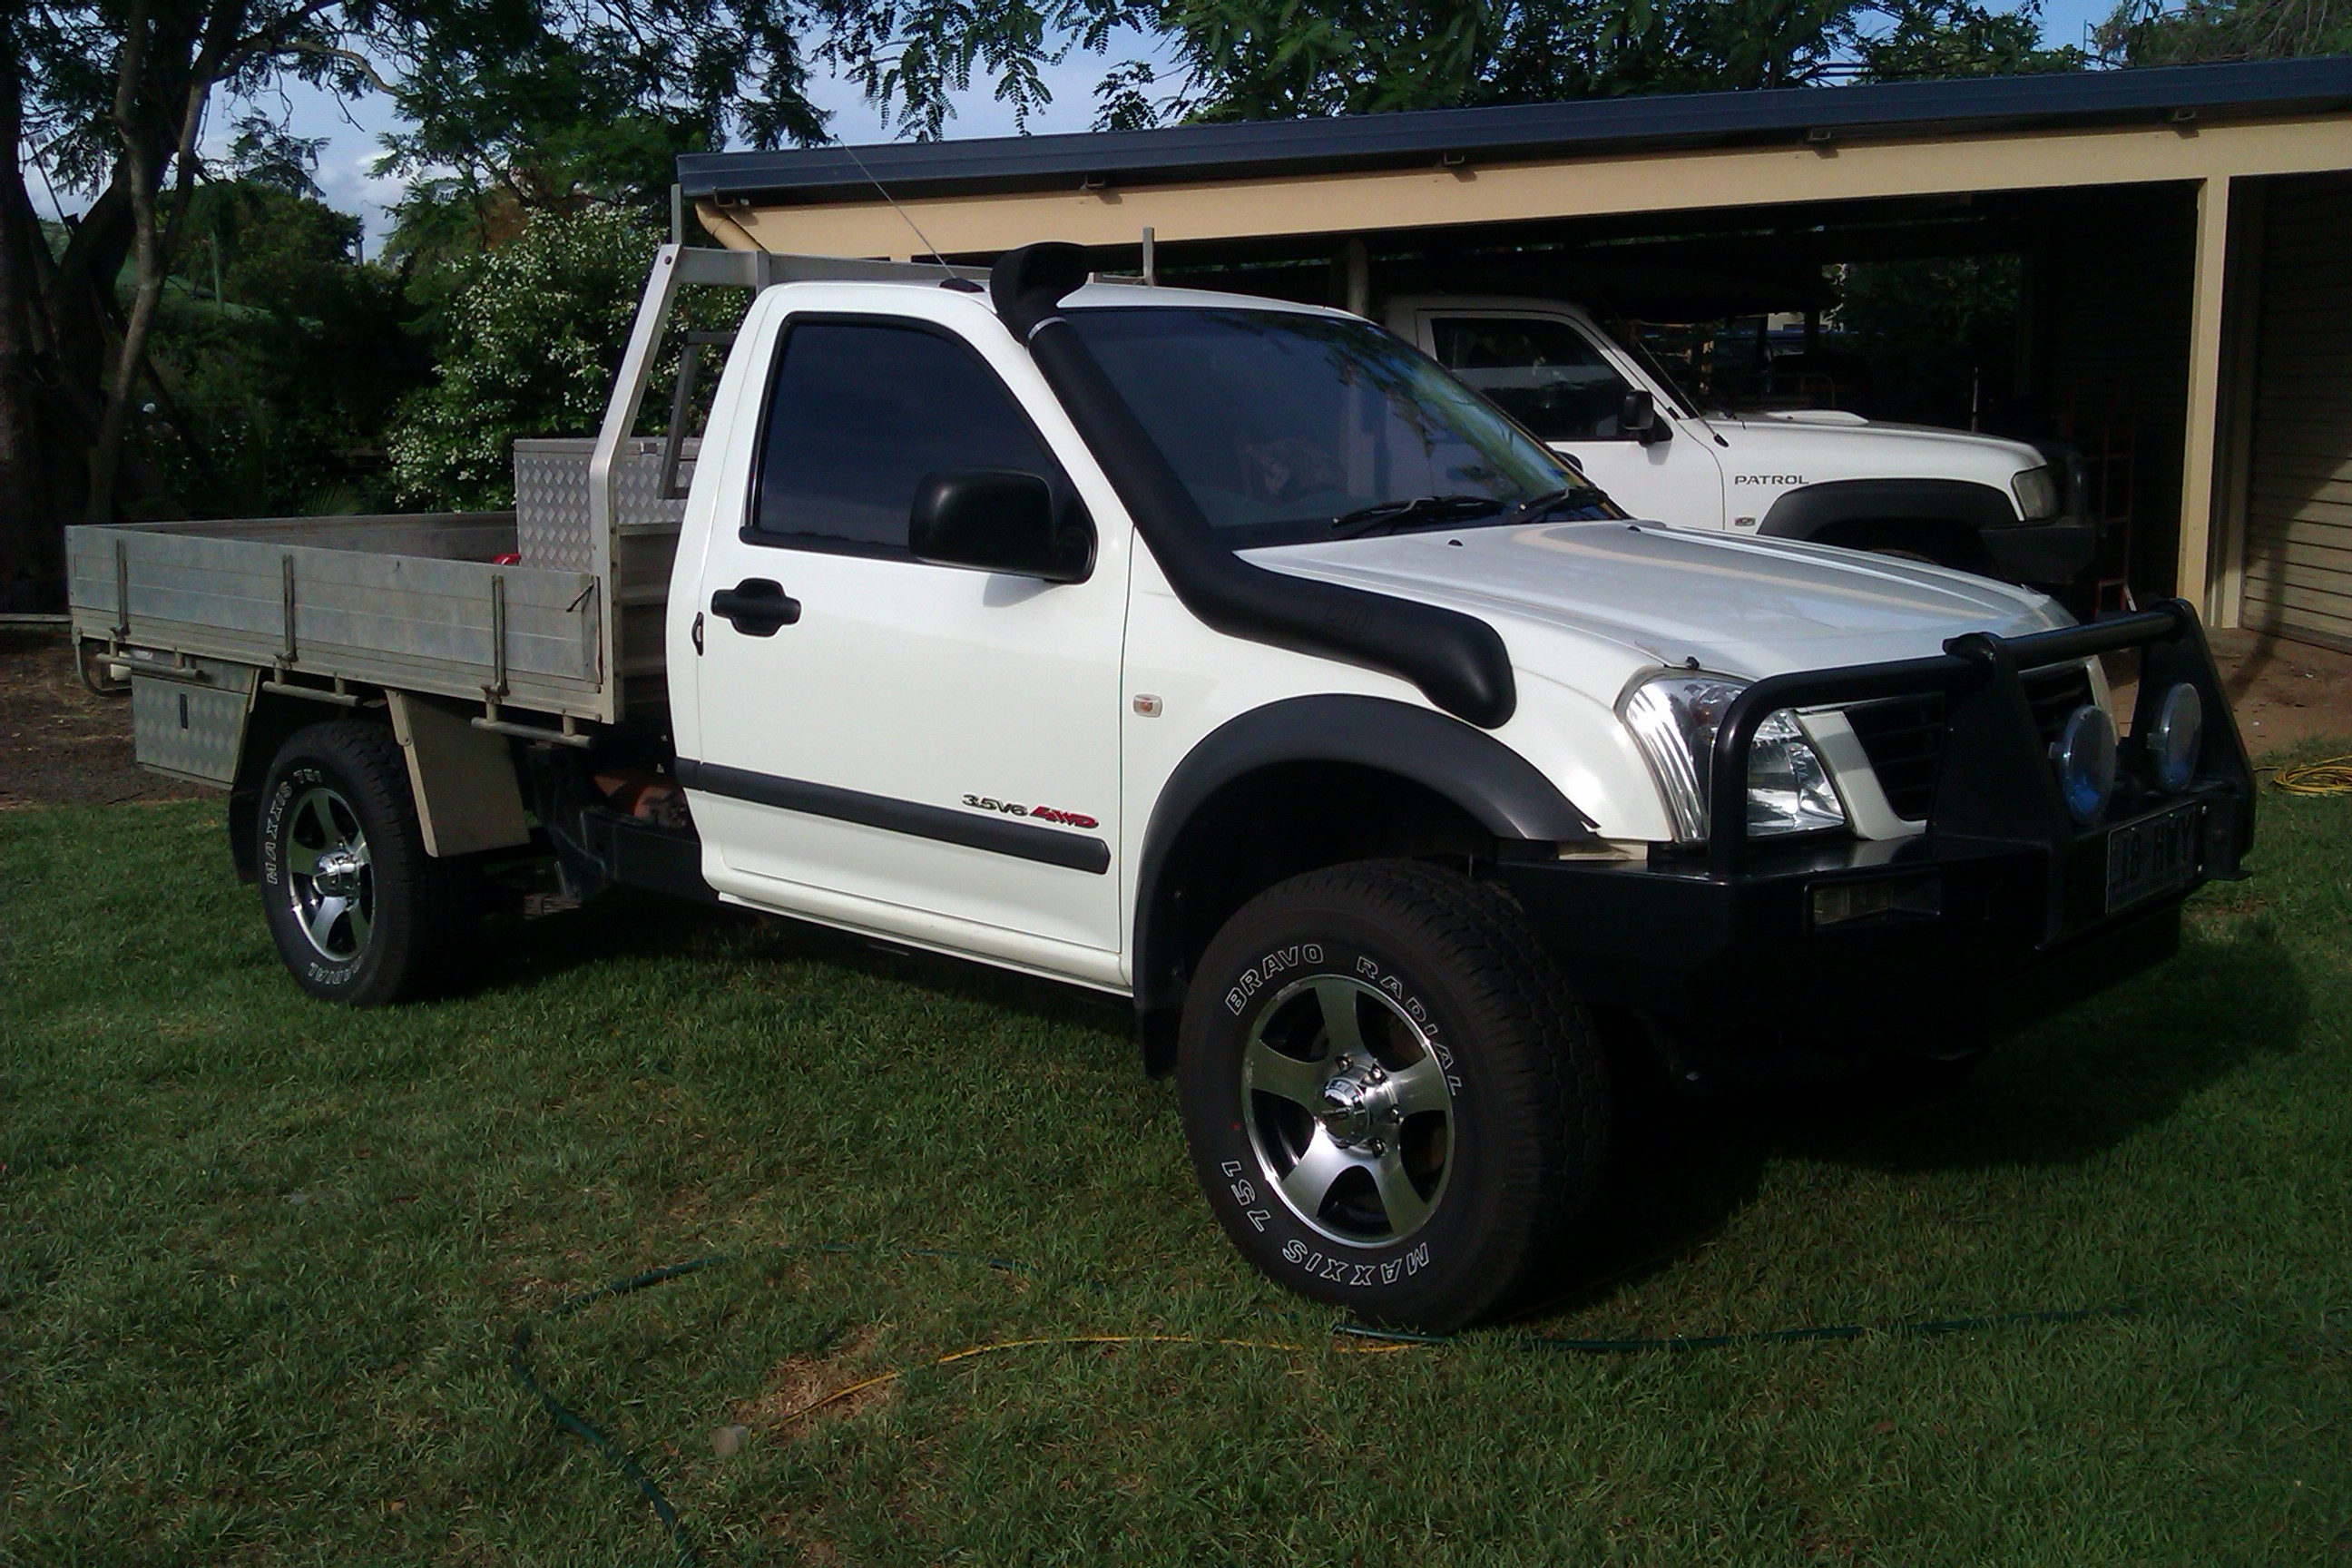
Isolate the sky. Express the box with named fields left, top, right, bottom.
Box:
left=35, top=0, right=2125, bottom=255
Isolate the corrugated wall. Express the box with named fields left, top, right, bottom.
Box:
left=2239, top=172, right=2352, bottom=650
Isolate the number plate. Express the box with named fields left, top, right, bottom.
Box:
left=2103, top=803, right=2203, bottom=915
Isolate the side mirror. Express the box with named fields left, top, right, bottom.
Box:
left=1621, top=389, right=1672, bottom=446
left=909, top=470, right=1094, bottom=583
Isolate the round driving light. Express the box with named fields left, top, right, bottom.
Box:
left=2150, top=681, right=2203, bottom=792
left=2052, top=705, right=2118, bottom=827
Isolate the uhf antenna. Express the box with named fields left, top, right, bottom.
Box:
left=839, top=142, right=954, bottom=279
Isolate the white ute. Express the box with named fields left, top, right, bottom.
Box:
left=67, top=243, right=2252, bottom=1329
left=1384, top=295, right=2094, bottom=587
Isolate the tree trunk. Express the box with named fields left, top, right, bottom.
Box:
left=0, top=147, right=180, bottom=604
left=48, top=187, right=134, bottom=411
left=84, top=0, right=159, bottom=525
left=85, top=0, right=243, bottom=525
left=0, top=31, right=69, bottom=606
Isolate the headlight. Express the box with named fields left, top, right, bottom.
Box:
left=2052, top=704, right=2118, bottom=826
left=1621, top=673, right=1847, bottom=843
left=2149, top=682, right=2203, bottom=792
left=2011, top=464, right=2063, bottom=522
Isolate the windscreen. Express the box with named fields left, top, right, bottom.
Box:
left=1063, top=308, right=1589, bottom=549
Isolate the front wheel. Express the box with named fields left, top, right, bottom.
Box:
left=257, top=720, right=475, bottom=1005
left=1177, top=860, right=1608, bottom=1330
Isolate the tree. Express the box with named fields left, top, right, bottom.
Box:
left=838, top=2, right=2084, bottom=133
left=383, top=204, right=654, bottom=507
left=371, top=0, right=829, bottom=264
left=5, top=0, right=2094, bottom=610
left=5, top=2, right=410, bottom=604
left=1855, top=1, right=2082, bottom=79
left=2095, top=0, right=2352, bottom=64
left=1097, top=0, right=1855, bottom=124
left=152, top=176, right=426, bottom=516
left=5, top=2, right=390, bottom=568
left=2, top=0, right=832, bottom=605
left=383, top=203, right=740, bottom=508
left=815, top=0, right=1131, bottom=141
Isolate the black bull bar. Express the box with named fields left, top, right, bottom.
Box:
left=1495, top=602, right=2253, bottom=1049
left=1703, top=598, right=2254, bottom=928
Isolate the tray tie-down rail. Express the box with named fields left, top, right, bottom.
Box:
left=1703, top=600, right=2254, bottom=932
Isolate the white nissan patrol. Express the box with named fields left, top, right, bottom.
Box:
left=68, top=243, right=2252, bottom=1330
left=1383, top=295, right=2094, bottom=588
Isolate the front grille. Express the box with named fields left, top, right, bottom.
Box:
left=1846, top=662, right=2096, bottom=821
left=1846, top=694, right=1946, bottom=819
left=2020, top=662, right=2096, bottom=750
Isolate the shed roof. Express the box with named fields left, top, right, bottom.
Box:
left=678, top=57, right=2352, bottom=207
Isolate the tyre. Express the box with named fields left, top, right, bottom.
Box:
left=1177, top=859, right=1608, bottom=1330
left=256, top=720, right=475, bottom=1005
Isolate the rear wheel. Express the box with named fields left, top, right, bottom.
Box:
left=1177, top=860, right=1608, bottom=1330
left=257, top=720, right=475, bottom=1005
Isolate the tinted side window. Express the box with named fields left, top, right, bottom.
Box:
left=1431, top=317, right=1634, bottom=442
left=753, top=320, right=1063, bottom=553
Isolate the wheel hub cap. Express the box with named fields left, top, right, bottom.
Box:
left=313, top=847, right=366, bottom=899
left=282, top=783, right=374, bottom=964
left=1315, top=1062, right=1399, bottom=1150
left=1240, top=975, right=1455, bottom=1247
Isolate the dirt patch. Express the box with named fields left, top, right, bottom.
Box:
left=2208, top=629, right=2352, bottom=759
left=0, top=626, right=209, bottom=808
left=731, top=1326, right=895, bottom=1440
left=2104, top=628, right=2352, bottom=759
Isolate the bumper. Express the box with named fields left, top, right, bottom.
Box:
left=1499, top=785, right=2242, bottom=1044
left=1501, top=601, right=2255, bottom=1047
left=1982, top=517, right=2097, bottom=585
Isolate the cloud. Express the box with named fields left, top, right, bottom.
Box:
left=312, top=148, right=414, bottom=253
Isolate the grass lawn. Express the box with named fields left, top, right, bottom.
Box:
left=3, top=786, right=2347, bottom=1565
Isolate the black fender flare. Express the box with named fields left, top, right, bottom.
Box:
left=1130, top=694, right=1596, bottom=1021
left=1758, top=477, right=2017, bottom=549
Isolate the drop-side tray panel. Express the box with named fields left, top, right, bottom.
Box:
left=66, top=517, right=607, bottom=720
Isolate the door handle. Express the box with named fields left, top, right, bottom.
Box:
left=710, top=578, right=801, bottom=636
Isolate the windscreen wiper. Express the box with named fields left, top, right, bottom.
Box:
left=1502, top=485, right=1613, bottom=525
left=1328, top=494, right=1507, bottom=539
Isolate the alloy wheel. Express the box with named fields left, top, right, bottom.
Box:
left=1240, top=974, right=1456, bottom=1246
left=281, top=784, right=374, bottom=962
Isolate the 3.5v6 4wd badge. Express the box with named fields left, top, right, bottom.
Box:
left=963, top=794, right=1099, bottom=830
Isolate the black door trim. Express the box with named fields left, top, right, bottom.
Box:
left=673, top=758, right=1112, bottom=875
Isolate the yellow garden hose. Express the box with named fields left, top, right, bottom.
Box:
left=2267, top=754, right=2352, bottom=796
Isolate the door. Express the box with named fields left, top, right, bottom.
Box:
left=687, top=313, right=1125, bottom=965
left=1420, top=311, right=1726, bottom=528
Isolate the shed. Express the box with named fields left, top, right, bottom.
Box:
left=679, top=59, right=2352, bottom=646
